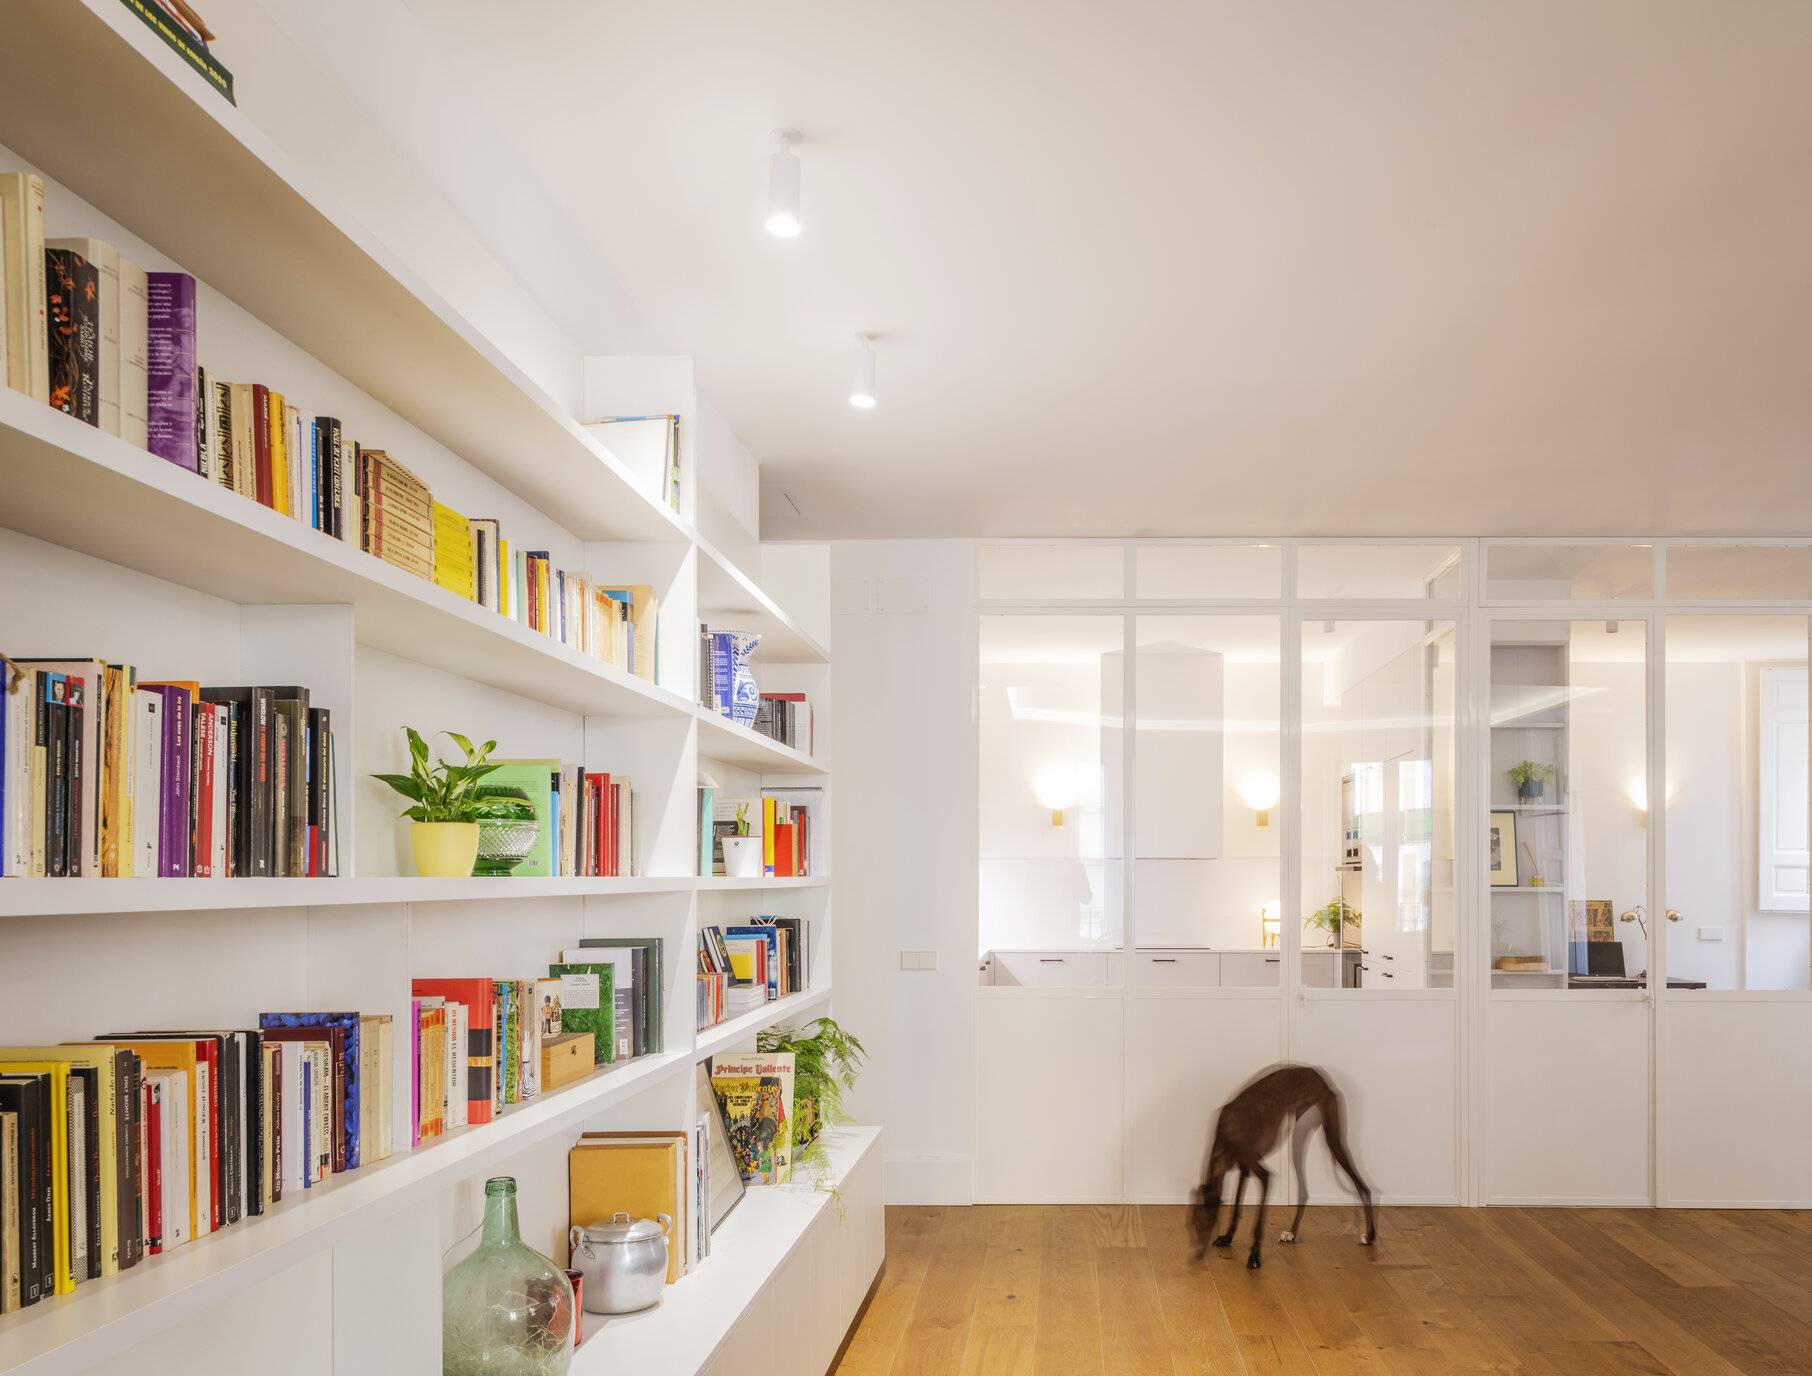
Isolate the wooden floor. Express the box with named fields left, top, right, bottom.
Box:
left=830, top=1204, right=1812, bottom=1375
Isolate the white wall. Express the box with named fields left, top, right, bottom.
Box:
left=830, top=541, right=979, bottom=1203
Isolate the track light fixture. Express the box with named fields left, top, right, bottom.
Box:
left=850, top=334, right=877, bottom=409
left=766, top=129, right=802, bottom=238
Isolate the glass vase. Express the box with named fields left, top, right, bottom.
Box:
left=443, top=1177, right=575, bottom=1376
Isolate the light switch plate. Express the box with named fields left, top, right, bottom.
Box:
left=1697, top=926, right=1724, bottom=941
left=899, top=950, right=939, bottom=970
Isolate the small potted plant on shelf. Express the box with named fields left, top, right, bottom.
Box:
left=721, top=802, right=763, bottom=878
left=1509, top=760, right=1556, bottom=803
left=756, top=1016, right=866, bottom=1167
left=372, top=728, right=502, bottom=877
left=1306, top=897, right=1360, bottom=948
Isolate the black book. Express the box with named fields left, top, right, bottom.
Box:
left=112, top=1050, right=142, bottom=1269
left=44, top=248, right=99, bottom=425
left=239, top=1030, right=264, bottom=1217
left=199, top=688, right=275, bottom=877
left=42, top=675, right=67, bottom=878
left=67, top=1064, right=102, bottom=1280
left=269, top=688, right=310, bottom=878
left=307, top=707, right=331, bottom=878
left=64, top=677, right=85, bottom=877
left=0, top=1074, right=50, bottom=1305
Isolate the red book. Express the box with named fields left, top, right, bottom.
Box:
left=252, top=383, right=273, bottom=507
left=773, top=821, right=797, bottom=878
left=144, top=1079, right=163, bottom=1255
left=586, top=773, right=608, bottom=878
left=410, top=979, right=498, bottom=1124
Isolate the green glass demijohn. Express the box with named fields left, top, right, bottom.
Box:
left=443, top=1176, right=575, bottom=1375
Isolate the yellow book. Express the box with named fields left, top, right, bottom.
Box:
left=0, top=1062, right=71, bottom=1294
left=498, top=539, right=510, bottom=618
left=568, top=1136, right=685, bottom=1283
left=83, top=1041, right=199, bottom=1241
left=535, top=561, right=551, bottom=635
left=762, top=798, right=777, bottom=873
left=0, top=1048, right=119, bottom=1277
left=102, top=664, right=134, bottom=877
left=269, top=388, right=288, bottom=515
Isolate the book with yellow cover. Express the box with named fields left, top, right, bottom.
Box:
left=431, top=501, right=476, bottom=601
left=0, top=1047, right=120, bottom=1276
left=82, top=1040, right=199, bottom=1241
left=268, top=388, right=289, bottom=515
left=0, top=1061, right=70, bottom=1294
left=568, top=1135, right=685, bottom=1283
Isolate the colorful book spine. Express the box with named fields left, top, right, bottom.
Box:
left=44, top=249, right=99, bottom=425
left=145, top=273, right=198, bottom=471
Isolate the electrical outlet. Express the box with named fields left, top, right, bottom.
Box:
left=1697, top=926, right=1724, bottom=942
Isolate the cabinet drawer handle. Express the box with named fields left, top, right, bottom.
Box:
left=1382, top=954, right=1394, bottom=961
left=1150, top=958, right=1178, bottom=964
left=1264, top=958, right=1280, bottom=964
left=1039, top=958, right=1067, bottom=964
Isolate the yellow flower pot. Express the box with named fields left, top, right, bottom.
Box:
left=411, top=821, right=481, bottom=877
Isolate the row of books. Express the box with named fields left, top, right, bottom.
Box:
left=697, top=789, right=822, bottom=879
left=696, top=919, right=812, bottom=1031
left=0, top=1016, right=395, bottom=1312
left=752, top=693, right=814, bottom=754
left=0, top=662, right=337, bottom=880
left=2, top=176, right=666, bottom=683
left=483, top=761, right=640, bottom=879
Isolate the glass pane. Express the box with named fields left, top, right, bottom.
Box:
left=979, top=543, right=1123, bottom=601
left=1135, top=544, right=1282, bottom=600
left=1297, top=545, right=1462, bottom=600
left=1665, top=616, right=1810, bottom=991
left=1132, top=616, right=1280, bottom=988
left=1666, top=546, right=1812, bottom=601
left=1485, top=544, right=1653, bottom=601
left=1488, top=619, right=1647, bottom=989
left=979, top=615, right=1124, bottom=986
left=1300, top=620, right=1456, bottom=989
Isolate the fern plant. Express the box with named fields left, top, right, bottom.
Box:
left=756, top=1016, right=867, bottom=1145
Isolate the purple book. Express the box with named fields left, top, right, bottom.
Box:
left=147, top=683, right=193, bottom=876
left=146, top=272, right=199, bottom=471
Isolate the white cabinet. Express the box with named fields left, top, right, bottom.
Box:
left=990, top=950, right=1117, bottom=986
left=1133, top=951, right=1220, bottom=987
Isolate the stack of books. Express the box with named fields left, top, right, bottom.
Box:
left=0, top=1014, right=392, bottom=1309
left=697, top=919, right=811, bottom=1030
left=550, top=938, right=665, bottom=1064
left=753, top=692, right=813, bottom=753
left=359, top=449, right=432, bottom=578
left=1, top=662, right=338, bottom=880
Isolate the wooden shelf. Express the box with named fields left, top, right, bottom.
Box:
left=696, top=538, right=830, bottom=664
left=0, top=0, right=689, bottom=547
left=574, top=1127, right=881, bottom=1375
left=693, top=988, right=834, bottom=1062
left=0, top=1050, right=691, bottom=1376
left=0, top=875, right=711, bottom=918
left=0, top=394, right=698, bottom=722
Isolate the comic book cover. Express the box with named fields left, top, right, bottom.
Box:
left=708, top=1052, right=794, bottom=1185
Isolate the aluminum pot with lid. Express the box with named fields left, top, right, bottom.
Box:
left=568, top=1211, right=671, bottom=1314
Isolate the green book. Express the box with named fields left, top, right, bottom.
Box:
left=549, top=964, right=618, bottom=1065
left=579, top=937, right=665, bottom=1054
left=484, top=759, right=560, bottom=877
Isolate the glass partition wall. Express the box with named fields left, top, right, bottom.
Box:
left=976, top=541, right=1812, bottom=997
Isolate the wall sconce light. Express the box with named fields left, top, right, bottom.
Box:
left=1238, top=770, right=1280, bottom=827
left=1033, top=764, right=1083, bottom=827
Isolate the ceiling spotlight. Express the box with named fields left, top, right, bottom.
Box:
left=850, top=334, right=877, bottom=409
left=766, top=129, right=802, bottom=238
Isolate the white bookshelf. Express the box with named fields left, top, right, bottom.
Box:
left=0, top=2, right=849, bottom=1372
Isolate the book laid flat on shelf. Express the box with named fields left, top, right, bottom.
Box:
left=117, top=0, right=236, bottom=104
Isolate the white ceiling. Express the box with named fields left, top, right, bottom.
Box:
left=405, top=0, right=1812, bottom=540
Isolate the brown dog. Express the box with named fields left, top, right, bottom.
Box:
left=1190, top=1064, right=1376, bottom=1269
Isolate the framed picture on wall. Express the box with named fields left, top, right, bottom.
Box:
left=1488, top=811, right=1519, bottom=886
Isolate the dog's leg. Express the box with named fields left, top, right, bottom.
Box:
left=1246, top=1163, right=1270, bottom=1269
left=1322, top=1098, right=1376, bottom=1245
left=1281, top=1113, right=1313, bottom=1242
left=1190, top=1175, right=1222, bottom=1262
left=1211, top=1169, right=1246, bottom=1248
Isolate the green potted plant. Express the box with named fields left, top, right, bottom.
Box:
left=1306, top=896, right=1360, bottom=948
left=755, top=1016, right=866, bottom=1162
left=372, top=728, right=502, bottom=877
left=721, top=801, right=762, bottom=878
left=1509, top=760, right=1556, bottom=803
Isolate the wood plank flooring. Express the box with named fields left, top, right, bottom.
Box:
left=831, top=1206, right=1812, bottom=1376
